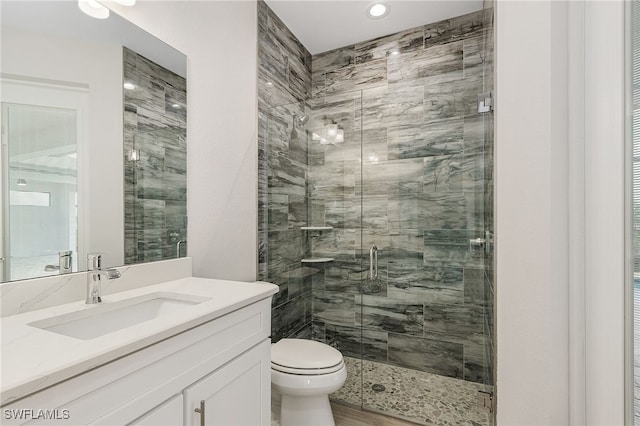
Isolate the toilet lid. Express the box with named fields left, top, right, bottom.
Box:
left=271, top=339, right=343, bottom=370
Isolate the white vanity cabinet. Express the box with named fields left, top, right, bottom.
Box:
left=2, top=297, right=272, bottom=426
left=129, top=395, right=184, bottom=426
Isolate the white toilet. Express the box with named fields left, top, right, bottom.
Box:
left=271, top=338, right=347, bottom=426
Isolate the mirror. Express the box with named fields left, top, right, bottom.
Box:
left=0, top=0, right=187, bottom=282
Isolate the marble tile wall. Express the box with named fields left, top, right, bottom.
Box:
left=257, top=1, right=313, bottom=342
left=123, top=48, right=187, bottom=265
left=308, top=10, right=494, bottom=385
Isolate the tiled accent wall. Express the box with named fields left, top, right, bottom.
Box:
left=257, top=1, right=313, bottom=342
left=308, top=10, right=494, bottom=385
left=123, top=47, right=187, bottom=265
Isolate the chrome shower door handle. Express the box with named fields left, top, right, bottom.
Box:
left=369, top=245, right=378, bottom=280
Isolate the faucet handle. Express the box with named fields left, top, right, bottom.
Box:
left=87, top=253, right=103, bottom=270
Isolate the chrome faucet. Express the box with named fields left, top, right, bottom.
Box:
left=86, top=253, right=121, bottom=304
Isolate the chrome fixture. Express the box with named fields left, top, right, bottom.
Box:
left=478, top=91, right=493, bottom=113
left=16, top=178, right=27, bottom=186
left=293, top=114, right=309, bottom=126
left=45, top=250, right=73, bottom=274
left=86, top=253, right=121, bottom=304
left=369, top=244, right=378, bottom=280
left=291, top=114, right=309, bottom=140
left=177, top=240, right=187, bottom=258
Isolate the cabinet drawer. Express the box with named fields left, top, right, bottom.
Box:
left=3, top=299, right=271, bottom=425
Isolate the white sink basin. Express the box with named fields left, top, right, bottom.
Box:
left=28, top=292, right=210, bottom=340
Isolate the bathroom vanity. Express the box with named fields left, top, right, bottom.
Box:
left=0, top=273, right=278, bottom=425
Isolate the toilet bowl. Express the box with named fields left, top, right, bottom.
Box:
left=271, top=338, right=347, bottom=426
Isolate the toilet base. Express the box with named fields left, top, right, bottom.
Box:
left=280, top=393, right=335, bottom=426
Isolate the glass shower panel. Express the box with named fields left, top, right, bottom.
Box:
left=358, top=8, right=494, bottom=426
left=305, top=92, right=364, bottom=408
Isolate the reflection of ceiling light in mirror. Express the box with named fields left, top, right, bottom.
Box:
left=16, top=179, right=27, bottom=187
left=123, top=82, right=136, bottom=90
left=265, top=81, right=274, bottom=87
left=312, top=124, right=344, bottom=145
left=390, top=50, right=400, bottom=56
left=367, top=2, right=389, bottom=19
left=172, top=104, right=181, bottom=109
left=78, top=0, right=110, bottom=19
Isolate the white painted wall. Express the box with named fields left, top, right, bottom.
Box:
left=109, top=1, right=258, bottom=282
left=1, top=26, right=124, bottom=268
left=583, top=1, right=626, bottom=424
left=495, top=1, right=570, bottom=424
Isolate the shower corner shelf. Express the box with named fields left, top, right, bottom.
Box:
left=300, top=226, right=333, bottom=231
left=301, top=258, right=334, bottom=264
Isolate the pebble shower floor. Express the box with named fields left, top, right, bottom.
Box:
left=330, top=357, right=493, bottom=426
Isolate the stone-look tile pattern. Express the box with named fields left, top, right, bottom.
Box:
left=257, top=1, right=313, bottom=341
left=308, top=8, right=494, bottom=389
left=331, top=357, right=493, bottom=426
left=123, top=48, right=186, bottom=265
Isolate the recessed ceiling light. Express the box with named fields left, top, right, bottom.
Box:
left=172, top=103, right=181, bottom=109
left=78, top=0, right=110, bottom=19
left=265, top=81, right=274, bottom=87
left=390, top=50, right=400, bottom=56
left=123, top=82, right=136, bottom=90
left=367, top=2, right=389, bottom=19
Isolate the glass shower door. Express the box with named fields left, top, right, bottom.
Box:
left=358, top=11, right=494, bottom=424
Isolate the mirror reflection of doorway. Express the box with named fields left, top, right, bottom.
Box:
left=0, top=78, right=86, bottom=281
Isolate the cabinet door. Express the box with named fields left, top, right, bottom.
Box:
left=184, top=340, right=270, bottom=426
left=128, top=394, right=183, bottom=426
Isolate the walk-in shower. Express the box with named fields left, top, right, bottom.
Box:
left=258, top=1, right=495, bottom=424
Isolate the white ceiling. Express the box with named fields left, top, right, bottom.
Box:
left=263, top=0, right=484, bottom=55
left=1, top=0, right=186, bottom=77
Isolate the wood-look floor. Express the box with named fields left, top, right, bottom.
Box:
left=331, top=402, right=422, bottom=426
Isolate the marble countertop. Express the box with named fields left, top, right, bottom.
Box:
left=0, top=277, right=278, bottom=406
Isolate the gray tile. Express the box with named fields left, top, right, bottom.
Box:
left=356, top=295, right=424, bottom=336
left=388, top=333, right=464, bottom=379
left=387, top=263, right=464, bottom=305
left=387, top=118, right=464, bottom=160
left=360, top=85, right=423, bottom=130
left=464, top=336, right=491, bottom=384
left=388, top=193, right=468, bottom=230
left=272, top=296, right=306, bottom=341
left=354, top=26, right=424, bottom=64
left=388, top=42, right=464, bottom=88
left=424, top=230, right=484, bottom=268
left=312, top=46, right=355, bottom=74
left=325, top=59, right=387, bottom=95
left=464, top=268, right=485, bottom=306
left=325, top=324, right=388, bottom=362
left=359, top=158, right=424, bottom=196
left=423, top=304, right=484, bottom=343
left=423, top=154, right=464, bottom=192
left=424, top=10, right=485, bottom=48
left=313, top=290, right=356, bottom=326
